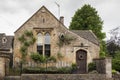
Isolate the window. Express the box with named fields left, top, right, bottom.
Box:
left=37, top=33, right=43, bottom=55
left=37, top=33, right=43, bottom=45
left=45, top=33, right=51, bottom=57
left=2, top=37, right=7, bottom=43
left=37, top=32, right=51, bottom=57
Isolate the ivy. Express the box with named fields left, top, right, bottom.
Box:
left=57, top=52, right=63, bottom=60
left=18, top=30, right=36, bottom=63
left=24, top=30, right=33, bottom=37
left=18, top=34, right=26, bottom=43
left=57, top=34, right=76, bottom=47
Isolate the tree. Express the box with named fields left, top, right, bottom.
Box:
left=112, top=50, right=120, bottom=72
left=69, top=4, right=106, bottom=57
left=69, top=4, right=105, bottom=40
left=107, top=27, right=120, bottom=72
left=107, top=41, right=120, bottom=57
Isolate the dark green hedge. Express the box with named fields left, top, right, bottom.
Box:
left=112, top=59, right=120, bottom=72
left=22, top=67, right=73, bottom=74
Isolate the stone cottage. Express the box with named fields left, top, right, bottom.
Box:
left=0, top=33, right=13, bottom=76
left=13, top=6, right=100, bottom=73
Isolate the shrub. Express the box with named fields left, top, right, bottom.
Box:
left=23, top=67, right=72, bottom=74
left=57, top=67, right=72, bottom=73
left=8, top=68, right=21, bottom=76
left=71, top=63, right=77, bottom=70
left=49, top=56, right=56, bottom=62
left=30, top=53, right=41, bottom=62
left=112, top=69, right=117, bottom=74
left=112, top=59, right=120, bottom=72
left=88, top=62, right=96, bottom=72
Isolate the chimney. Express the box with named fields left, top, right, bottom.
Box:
left=60, top=16, right=64, bottom=24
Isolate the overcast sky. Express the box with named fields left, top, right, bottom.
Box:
left=0, top=0, right=120, bottom=39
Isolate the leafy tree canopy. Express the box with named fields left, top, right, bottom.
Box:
left=69, top=4, right=105, bottom=40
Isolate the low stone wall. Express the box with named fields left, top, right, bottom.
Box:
left=112, top=74, right=120, bottom=80
left=5, top=74, right=120, bottom=80
left=4, top=76, right=21, bottom=80
left=21, top=74, right=112, bottom=80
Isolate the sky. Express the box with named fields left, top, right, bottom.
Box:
left=0, top=0, right=120, bottom=39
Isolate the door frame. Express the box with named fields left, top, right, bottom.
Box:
left=76, top=49, right=87, bottom=74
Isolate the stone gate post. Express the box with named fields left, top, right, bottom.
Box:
left=94, top=57, right=112, bottom=78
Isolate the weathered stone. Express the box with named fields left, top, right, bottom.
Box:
left=94, top=57, right=112, bottom=78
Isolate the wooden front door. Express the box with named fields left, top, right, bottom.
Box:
left=76, top=50, right=87, bottom=74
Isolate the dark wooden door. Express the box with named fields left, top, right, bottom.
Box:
left=76, top=50, right=87, bottom=74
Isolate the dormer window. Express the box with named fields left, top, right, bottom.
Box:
left=2, top=37, right=7, bottom=43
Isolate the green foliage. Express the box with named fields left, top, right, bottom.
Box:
left=57, top=52, right=63, bottom=60
left=18, top=34, right=26, bottom=43
left=24, top=30, right=33, bottom=37
left=18, top=30, right=36, bottom=63
left=31, top=52, right=57, bottom=63
left=23, top=67, right=46, bottom=73
left=9, top=68, right=21, bottom=76
left=30, top=36, right=36, bottom=44
left=88, top=62, right=96, bottom=72
left=112, top=69, right=117, bottom=74
left=69, top=4, right=105, bottom=40
left=24, top=41, right=30, bottom=47
left=57, top=67, right=72, bottom=73
left=114, top=51, right=120, bottom=59
left=30, top=53, right=46, bottom=63
left=71, top=63, right=77, bottom=70
left=57, top=34, right=75, bottom=47
left=106, top=40, right=120, bottom=72
left=69, top=4, right=106, bottom=56
left=112, top=59, right=120, bottom=72
left=107, top=41, right=120, bottom=57
left=49, top=56, right=57, bottom=62
left=23, top=67, right=72, bottom=74
left=22, top=63, right=79, bottom=74
left=30, top=53, right=41, bottom=62
left=100, top=40, right=107, bottom=58
left=20, top=46, right=27, bottom=53
left=112, top=50, right=120, bottom=72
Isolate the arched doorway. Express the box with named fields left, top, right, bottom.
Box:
left=76, top=50, right=87, bottom=74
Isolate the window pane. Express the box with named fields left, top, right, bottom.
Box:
left=45, top=50, right=50, bottom=57
left=45, top=33, right=50, bottom=44
left=45, top=33, right=50, bottom=57
left=45, top=44, right=50, bottom=50
left=37, top=33, right=43, bottom=45
left=37, top=45, right=43, bottom=55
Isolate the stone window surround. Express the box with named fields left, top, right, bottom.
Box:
left=2, top=37, right=7, bottom=44
left=34, top=28, right=53, bottom=57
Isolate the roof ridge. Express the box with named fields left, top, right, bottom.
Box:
left=70, top=30, right=90, bottom=31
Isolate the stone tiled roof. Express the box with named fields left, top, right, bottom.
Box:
left=0, top=33, right=14, bottom=50
left=70, top=30, right=99, bottom=45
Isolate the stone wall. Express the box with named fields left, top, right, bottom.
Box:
left=13, top=6, right=100, bottom=68
left=4, top=76, right=21, bottom=80
left=94, top=58, right=112, bottom=78
left=21, top=74, right=112, bottom=80
left=112, top=74, right=120, bottom=80
left=0, top=58, right=5, bottom=77
left=5, top=74, right=120, bottom=80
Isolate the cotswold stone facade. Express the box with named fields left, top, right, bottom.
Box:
left=13, top=6, right=100, bottom=73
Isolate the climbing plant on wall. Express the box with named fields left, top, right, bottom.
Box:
left=57, top=34, right=76, bottom=47
left=18, top=30, right=36, bottom=63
